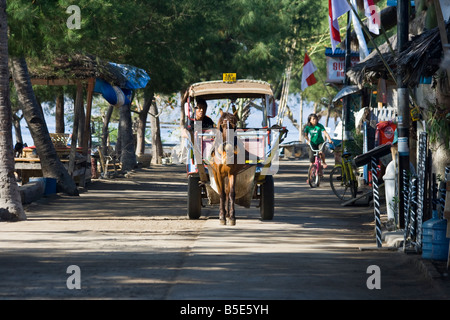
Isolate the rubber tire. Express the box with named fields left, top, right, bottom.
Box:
left=330, top=166, right=356, bottom=201
left=260, top=175, right=274, bottom=220
left=308, top=165, right=320, bottom=188
left=330, top=166, right=347, bottom=200
left=187, top=175, right=202, bottom=219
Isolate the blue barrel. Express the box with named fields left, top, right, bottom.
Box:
left=44, top=178, right=57, bottom=195
left=422, top=210, right=450, bottom=260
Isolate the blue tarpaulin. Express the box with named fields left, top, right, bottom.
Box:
left=108, top=62, right=150, bottom=90
left=94, top=63, right=150, bottom=107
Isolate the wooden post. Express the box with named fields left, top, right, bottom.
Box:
left=82, top=78, right=95, bottom=156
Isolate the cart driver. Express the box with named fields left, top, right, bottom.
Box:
left=186, top=97, right=215, bottom=131
left=182, top=97, right=215, bottom=140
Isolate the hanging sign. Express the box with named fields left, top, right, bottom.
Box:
left=326, top=56, right=360, bottom=83
left=324, top=48, right=360, bottom=83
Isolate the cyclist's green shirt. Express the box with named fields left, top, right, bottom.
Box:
left=304, top=123, right=326, bottom=145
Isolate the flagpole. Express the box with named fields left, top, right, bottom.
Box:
left=343, top=11, right=353, bottom=153
left=344, top=0, right=397, bottom=85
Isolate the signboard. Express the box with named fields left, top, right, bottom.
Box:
left=326, top=56, right=360, bottom=83
left=223, top=73, right=236, bottom=83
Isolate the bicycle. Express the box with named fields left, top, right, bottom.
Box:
left=307, top=143, right=327, bottom=188
left=329, top=148, right=358, bottom=201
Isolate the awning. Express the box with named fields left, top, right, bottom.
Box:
left=332, top=85, right=361, bottom=103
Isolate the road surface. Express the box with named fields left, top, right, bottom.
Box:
left=0, top=159, right=448, bottom=301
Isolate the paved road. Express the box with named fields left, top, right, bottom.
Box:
left=0, top=159, right=448, bottom=301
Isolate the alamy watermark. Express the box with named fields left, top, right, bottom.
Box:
left=66, top=265, right=81, bottom=289
left=366, top=265, right=381, bottom=290
left=66, top=5, right=81, bottom=30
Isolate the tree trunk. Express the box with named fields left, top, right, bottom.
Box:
left=77, top=100, right=85, bottom=146
left=150, top=99, right=164, bottom=164
left=119, top=104, right=136, bottom=171
left=68, top=82, right=82, bottom=177
left=136, top=90, right=153, bottom=157
left=135, top=93, right=152, bottom=157
left=12, top=113, right=23, bottom=144
left=55, top=89, right=65, bottom=133
left=0, top=0, right=26, bottom=221
left=101, top=105, right=114, bottom=156
left=180, top=90, right=187, bottom=129
left=9, top=56, right=79, bottom=196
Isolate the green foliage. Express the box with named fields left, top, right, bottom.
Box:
left=7, top=0, right=338, bottom=109
left=9, top=1, right=328, bottom=84
left=426, top=102, right=450, bottom=149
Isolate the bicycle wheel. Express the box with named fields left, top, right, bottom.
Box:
left=329, top=166, right=353, bottom=201
left=308, top=164, right=320, bottom=188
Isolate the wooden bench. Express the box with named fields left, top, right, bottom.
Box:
left=15, top=157, right=89, bottom=185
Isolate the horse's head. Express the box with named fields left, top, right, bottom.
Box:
left=218, top=110, right=239, bottom=134
left=215, top=110, right=241, bottom=161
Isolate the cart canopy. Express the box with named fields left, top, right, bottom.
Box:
left=188, top=79, right=273, bottom=100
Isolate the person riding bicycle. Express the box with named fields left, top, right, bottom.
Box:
left=304, top=113, right=333, bottom=169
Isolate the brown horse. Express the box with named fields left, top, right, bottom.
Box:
left=210, top=110, right=248, bottom=225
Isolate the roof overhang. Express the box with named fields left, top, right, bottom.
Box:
left=332, top=85, right=361, bottom=103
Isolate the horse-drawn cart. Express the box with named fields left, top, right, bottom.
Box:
left=184, top=79, right=287, bottom=223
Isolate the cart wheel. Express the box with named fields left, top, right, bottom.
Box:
left=187, top=175, right=202, bottom=219
left=260, top=175, right=274, bottom=220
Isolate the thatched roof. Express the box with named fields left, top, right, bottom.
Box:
left=346, top=33, right=399, bottom=87
left=396, top=25, right=447, bottom=87
left=28, top=54, right=130, bottom=87
left=347, top=22, right=449, bottom=88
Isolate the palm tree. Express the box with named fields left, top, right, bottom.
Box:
left=0, top=0, right=26, bottom=221
left=9, top=56, right=79, bottom=196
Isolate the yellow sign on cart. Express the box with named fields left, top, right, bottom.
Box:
left=223, top=73, right=236, bottom=83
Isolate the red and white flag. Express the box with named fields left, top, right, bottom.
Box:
left=301, top=53, right=318, bottom=91
left=364, top=0, right=380, bottom=35
left=329, top=0, right=351, bottom=53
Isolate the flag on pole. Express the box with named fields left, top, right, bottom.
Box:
left=364, top=0, right=380, bottom=35
left=301, top=53, right=318, bottom=91
left=329, top=0, right=351, bottom=53
left=350, top=0, right=369, bottom=59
